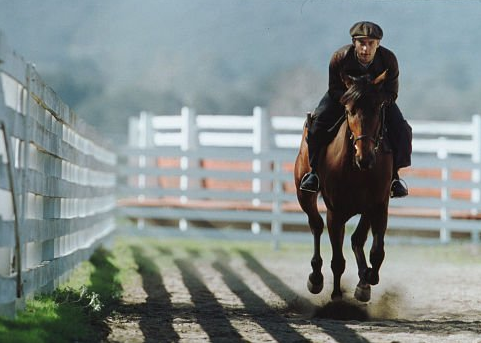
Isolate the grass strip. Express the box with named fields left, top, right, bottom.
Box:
left=0, top=247, right=122, bottom=343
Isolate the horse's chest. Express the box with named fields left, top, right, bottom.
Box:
left=322, top=173, right=384, bottom=212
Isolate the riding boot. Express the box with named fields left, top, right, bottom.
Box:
left=390, top=170, right=408, bottom=198
left=384, top=103, right=411, bottom=198
left=301, top=117, right=322, bottom=193
left=301, top=126, right=324, bottom=193
left=301, top=92, right=343, bottom=193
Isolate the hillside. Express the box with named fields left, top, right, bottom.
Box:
left=1, top=0, right=480, bottom=140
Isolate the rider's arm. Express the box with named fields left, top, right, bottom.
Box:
left=380, top=48, right=399, bottom=105
left=328, top=46, right=349, bottom=102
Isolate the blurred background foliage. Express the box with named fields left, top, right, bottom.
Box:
left=1, top=0, right=480, bottom=142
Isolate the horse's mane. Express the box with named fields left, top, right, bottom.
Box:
left=340, top=74, right=379, bottom=108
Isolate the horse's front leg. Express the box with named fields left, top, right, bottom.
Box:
left=327, top=211, right=346, bottom=300
left=351, top=214, right=371, bottom=302
left=365, top=207, right=388, bottom=286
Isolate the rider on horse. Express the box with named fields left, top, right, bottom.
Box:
left=300, top=21, right=412, bottom=198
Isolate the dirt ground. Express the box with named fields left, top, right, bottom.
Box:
left=104, top=235, right=481, bottom=343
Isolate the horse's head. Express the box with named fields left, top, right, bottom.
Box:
left=340, top=70, right=387, bottom=170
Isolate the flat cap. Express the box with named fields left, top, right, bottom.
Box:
left=350, top=21, right=383, bottom=40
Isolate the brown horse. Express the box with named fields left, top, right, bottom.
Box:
left=294, top=71, right=392, bottom=302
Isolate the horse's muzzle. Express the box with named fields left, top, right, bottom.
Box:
left=355, top=152, right=376, bottom=170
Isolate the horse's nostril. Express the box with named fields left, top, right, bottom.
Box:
left=356, top=156, right=375, bottom=170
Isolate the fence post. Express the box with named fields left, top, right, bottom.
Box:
left=135, top=111, right=154, bottom=229
left=252, top=107, right=271, bottom=234
left=24, top=64, right=40, bottom=293
left=179, top=107, right=199, bottom=231
left=471, top=114, right=481, bottom=243
left=271, top=157, right=283, bottom=250
left=437, top=138, right=450, bottom=243
left=0, top=78, right=13, bottom=283
left=127, top=116, right=139, bottom=200
left=128, top=116, right=139, bottom=147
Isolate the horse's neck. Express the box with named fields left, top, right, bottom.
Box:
left=327, top=121, right=351, bottom=166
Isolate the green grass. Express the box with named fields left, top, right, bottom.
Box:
left=0, top=247, right=122, bottom=343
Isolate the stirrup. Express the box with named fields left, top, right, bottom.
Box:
left=390, top=178, right=408, bottom=198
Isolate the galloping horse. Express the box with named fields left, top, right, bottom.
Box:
left=294, top=71, right=392, bottom=302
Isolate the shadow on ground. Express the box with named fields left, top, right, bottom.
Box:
left=104, top=242, right=481, bottom=343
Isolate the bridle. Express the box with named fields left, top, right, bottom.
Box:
left=346, top=105, right=386, bottom=154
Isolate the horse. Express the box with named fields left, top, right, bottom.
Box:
left=294, top=70, right=392, bottom=302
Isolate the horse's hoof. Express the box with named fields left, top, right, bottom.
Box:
left=354, top=282, right=371, bottom=302
left=307, top=273, right=323, bottom=294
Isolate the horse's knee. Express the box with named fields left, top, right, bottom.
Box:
left=351, top=223, right=369, bottom=247
left=310, top=227, right=323, bottom=236
left=331, top=257, right=346, bottom=275
left=309, top=217, right=324, bottom=234
left=351, top=231, right=366, bottom=249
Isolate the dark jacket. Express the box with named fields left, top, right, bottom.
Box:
left=328, top=44, right=399, bottom=105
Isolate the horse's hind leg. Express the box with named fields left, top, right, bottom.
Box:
left=307, top=210, right=324, bottom=294
left=351, top=214, right=371, bottom=302
left=299, top=193, right=325, bottom=294
left=295, top=136, right=325, bottom=295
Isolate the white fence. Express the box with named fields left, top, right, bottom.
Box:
left=0, top=33, right=117, bottom=317
left=119, top=107, right=481, bottom=245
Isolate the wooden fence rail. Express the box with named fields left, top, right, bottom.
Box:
left=119, top=107, right=481, bottom=245
left=0, top=32, right=117, bottom=317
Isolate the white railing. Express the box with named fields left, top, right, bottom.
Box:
left=119, top=107, right=481, bottom=245
left=0, top=32, right=117, bottom=317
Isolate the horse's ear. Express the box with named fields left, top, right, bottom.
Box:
left=342, top=73, right=355, bottom=88
left=372, top=69, right=388, bottom=85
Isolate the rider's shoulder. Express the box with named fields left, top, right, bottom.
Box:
left=330, top=44, right=353, bottom=64
left=376, top=46, right=399, bottom=69
left=333, top=44, right=353, bottom=57
left=377, top=45, right=397, bottom=59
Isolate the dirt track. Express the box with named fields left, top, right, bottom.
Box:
left=105, top=236, right=481, bottom=343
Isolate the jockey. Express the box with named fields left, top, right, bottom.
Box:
left=300, top=21, right=412, bottom=198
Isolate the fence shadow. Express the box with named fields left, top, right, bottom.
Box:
left=236, top=249, right=372, bottom=343
left=105, top=242, right=481, bottom=342
left=236, top=249, right=311, bottom=308
left=212, top=249, right=310, bottom=343
left=130, top=246, right=180, bottom=342
left=174, top=253, right=245, bottom=342
left=85, top=247, right=123, bottom=341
